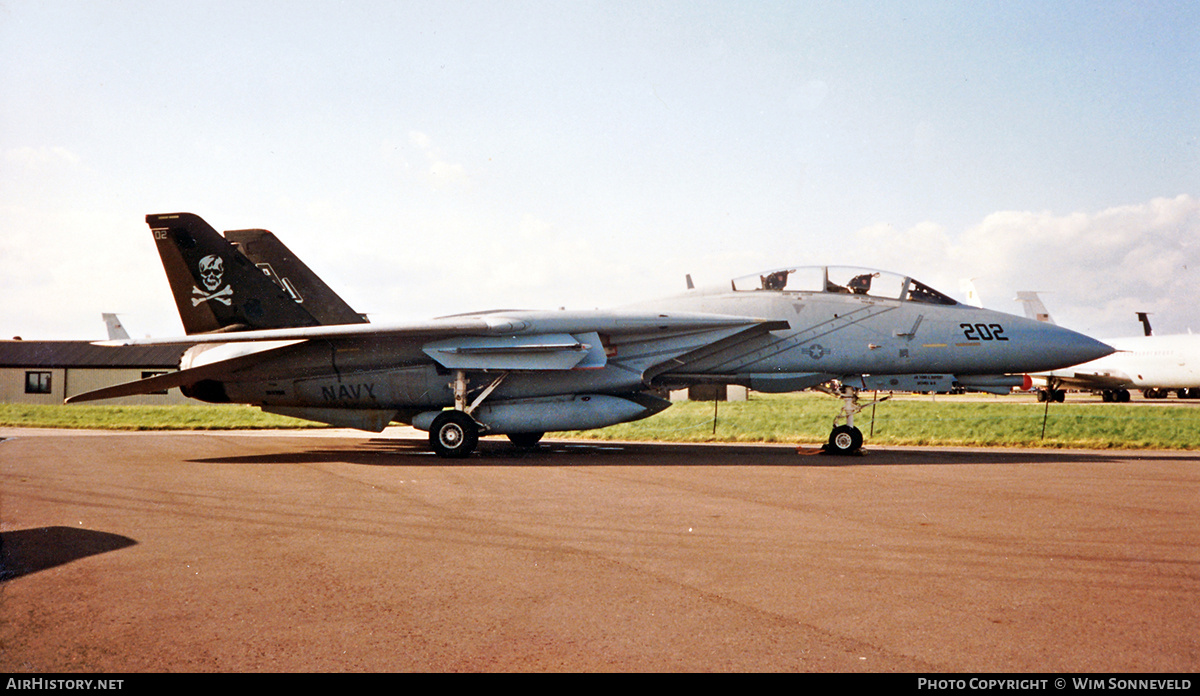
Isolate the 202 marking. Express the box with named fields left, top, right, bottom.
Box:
left=960, top=323, right=1008, bottom=341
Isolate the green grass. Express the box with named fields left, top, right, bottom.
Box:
left=0, top=403, right=322, bottom=431
left=3, top=393, right=1200, bottom=450
left=567, top=393, right=1200, bottom=450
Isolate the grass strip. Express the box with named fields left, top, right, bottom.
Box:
left=4, top=394, right=1200, bottom=450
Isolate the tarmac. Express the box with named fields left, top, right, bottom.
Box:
left=1, top=426, right=1197, bottom=672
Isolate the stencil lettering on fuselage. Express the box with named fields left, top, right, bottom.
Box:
left=321, top=383, right=378, bottom=402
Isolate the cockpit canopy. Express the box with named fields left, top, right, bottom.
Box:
left=730, top=266, right=960, bottom=306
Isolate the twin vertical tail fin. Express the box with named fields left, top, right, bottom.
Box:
left=147, top=213, right=365, bottom=335
left=223, top=228, right=367, bottom=326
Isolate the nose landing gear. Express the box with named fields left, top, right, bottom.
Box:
left=818, top=382, right=888, bottom=456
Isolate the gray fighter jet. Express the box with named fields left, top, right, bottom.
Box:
left=68, top=213, right=1113, bottom=457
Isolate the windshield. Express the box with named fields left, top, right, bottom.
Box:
left=731, top=266, right=959, bottom=305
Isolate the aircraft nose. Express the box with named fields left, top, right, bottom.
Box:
left=1032, top=323, right=1114, bottom=371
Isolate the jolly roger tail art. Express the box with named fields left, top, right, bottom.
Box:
left=191, top=254, right=234, bottom=307
left=71, top=212, right=1113, bottom=458
left=147, top=213, right=356, bottom=333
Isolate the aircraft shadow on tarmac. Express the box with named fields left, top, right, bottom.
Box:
left=0, top=526, right=137, bottom=582
left=182, top=436, right=1192, bottom=468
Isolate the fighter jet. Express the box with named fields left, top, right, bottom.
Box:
left=1017, top=292, right=1200, bottom=402
left=67, top=213, right=1113, bottom=457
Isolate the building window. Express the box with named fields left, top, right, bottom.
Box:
left=25, top=371, right=52, bottom=394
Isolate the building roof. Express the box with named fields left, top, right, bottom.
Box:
left=0, top=341, right=187, bottom=368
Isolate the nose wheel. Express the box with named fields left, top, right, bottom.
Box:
left=827, top=424, right=864, bottom=454
left=818, top=382, right=885, bottom=456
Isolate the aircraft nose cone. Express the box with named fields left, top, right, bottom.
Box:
left=1036, top=324, right=1114, bottom=370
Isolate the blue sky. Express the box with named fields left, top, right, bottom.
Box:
left=2, top=1, right=1198, bottom=340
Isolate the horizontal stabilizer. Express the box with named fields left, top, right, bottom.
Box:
left=65, top=341, right=302, bottom=404
left=66, top=369, right=199, bottom=404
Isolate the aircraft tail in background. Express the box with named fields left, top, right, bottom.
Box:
left=1136, top=311, right=1154, bottom=336
left=1014, top=291, right=1056, bottom=325
left=102, top=313, right=130, bottom=340
left=960, top=279, right=983, bottom=308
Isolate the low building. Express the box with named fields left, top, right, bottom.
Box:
left=0, top=341, right=190, bottom=405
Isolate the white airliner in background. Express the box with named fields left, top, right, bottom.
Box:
left=1016, top=292, right=1200, bottom=402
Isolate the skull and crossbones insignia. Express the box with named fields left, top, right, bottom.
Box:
left=192, top=255, right=234, bottom=306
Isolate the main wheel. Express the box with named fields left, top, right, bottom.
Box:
left=507, top=432, right=544, bottom=448
left=827, top=425, right=863, bottom=455
left=429, top=411, right=479, bottom=458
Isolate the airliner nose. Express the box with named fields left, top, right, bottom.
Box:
left=1036, top=323, right=1114, bottom=371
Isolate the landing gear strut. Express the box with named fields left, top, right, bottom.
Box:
left=427, top=370, right=508, bottom=458
left=819, top=383, right=887, bottom=456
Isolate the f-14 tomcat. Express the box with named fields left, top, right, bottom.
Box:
left=69, top=213, right=1113, bottom=457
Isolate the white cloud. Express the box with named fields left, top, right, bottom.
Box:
left=3, top=146, right=82, bottom=170
left=853, top=195, right=1200, bottom=337
left=406, top=131, right=471, bottom=190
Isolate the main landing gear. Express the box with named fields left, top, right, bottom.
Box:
left=427, top=412, right=544, bottom=457
left=1036, top=388, right=1066, bottom=403
left=1100, top=389, right=1131, bottom=403
left=1036, top=376, right=1066, bottom=403
left=427, top=370, right=505, bottom=459
left=424, top=370, right=548, bottom=458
